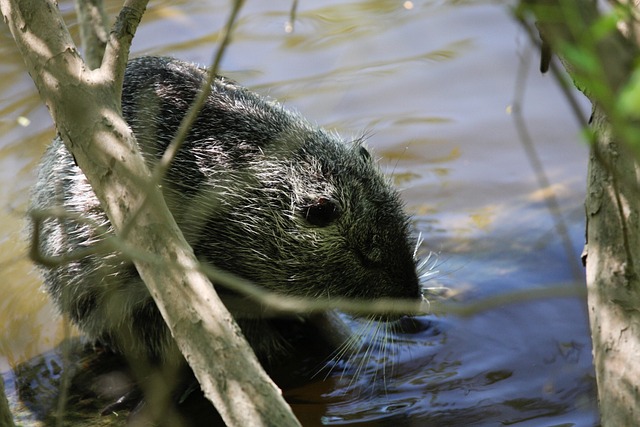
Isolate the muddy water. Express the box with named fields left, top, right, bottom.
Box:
left=0, top=1, right=597, bottom=426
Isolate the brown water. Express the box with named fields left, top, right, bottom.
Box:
left=0, top=0, right=597, bottom=426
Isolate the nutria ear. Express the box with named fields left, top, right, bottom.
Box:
left=301, top=197, right=341, bottom=227
left=358, top=146, right=371, bottom=161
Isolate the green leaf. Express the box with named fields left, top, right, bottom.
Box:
left=618, top=64, right=640, bottom=119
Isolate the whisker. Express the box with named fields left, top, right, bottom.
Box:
left=380, top=321, right=391, bottom=396
left=314, top=323, right=361, bottom=381
left=413, top=231, right=424, bottom=259
left=315, top=315, right=376, bottom=390
left=348, top=317, right=377, bottom=393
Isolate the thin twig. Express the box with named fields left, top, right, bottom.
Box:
left=515, top=16, right=589, bottom=129
left=153, top=0, right=246, bottom=181
left=120, top=0, right=246, bottom=239
left=435, top=283, right=586, bottom=317
left=54, top=320, right=72, bottom=427
left=511, top=44, right=585, bottom=282
left=285, top=0, right=299, bottom=33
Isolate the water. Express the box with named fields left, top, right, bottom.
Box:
left=0, top=0, right=597, bottom=425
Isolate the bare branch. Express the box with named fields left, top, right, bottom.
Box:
left=74, top=0, right=109, bottom=69
left=120, top=0, right=245, bottom=239
left=102, top=0, right=148, bottom=102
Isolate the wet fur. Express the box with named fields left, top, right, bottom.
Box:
left=30, top=56, right=421, bottom=366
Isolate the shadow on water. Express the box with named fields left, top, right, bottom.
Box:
left=1, top=0, right=598, bottom=426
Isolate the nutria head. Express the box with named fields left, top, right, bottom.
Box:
left=122, top=57, right=421, bottom=306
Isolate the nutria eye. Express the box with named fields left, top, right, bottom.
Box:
left=301, top=197, right=340, bottom=227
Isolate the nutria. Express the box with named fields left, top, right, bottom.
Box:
left=29, top=56, right=421, bottom=368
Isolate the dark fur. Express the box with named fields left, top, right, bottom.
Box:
left=30, top=56, right=420, bottom=365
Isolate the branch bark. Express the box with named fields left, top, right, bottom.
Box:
left=519, top=1, right=640, bottom=425
left=74, top=0, right=109, bottom=69
left=0, top=0, right=300, bottom=425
